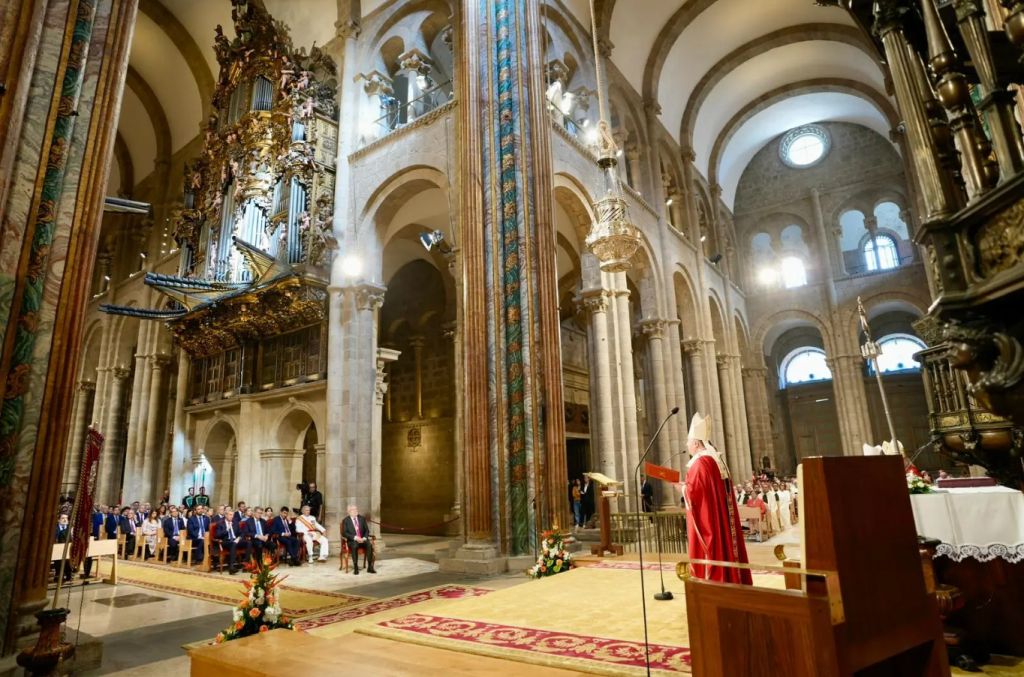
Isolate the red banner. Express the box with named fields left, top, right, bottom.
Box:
left=644, top=461, right=680, bottom=484
left=70, top=426, right=103, bottom=569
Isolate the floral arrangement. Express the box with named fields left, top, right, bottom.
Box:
left=907, top=473, right=933, bottom=495
left=527, top=530, right=574, bottom=579
left=216, top=555, right=293, bottom=643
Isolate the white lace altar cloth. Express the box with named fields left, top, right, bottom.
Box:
left=910, top=486, right=1024, bottom=563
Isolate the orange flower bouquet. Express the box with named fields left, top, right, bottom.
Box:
left=215, top=554, right=293, bottom=643
left=527, top=530, right=574, bottom=579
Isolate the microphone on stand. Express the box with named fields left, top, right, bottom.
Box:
left=633, top=405, right=680, bottom=676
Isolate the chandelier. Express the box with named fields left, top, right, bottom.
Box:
left=583, top=0, right=640, bottom=272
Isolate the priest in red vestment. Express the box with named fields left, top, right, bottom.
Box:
left=683, top=413, right=752, bottom=584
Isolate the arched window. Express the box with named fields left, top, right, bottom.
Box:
left=781, top=256, right=807, bottom=288
left=872, top=334, right=925, bottom=373
left=780, top=347, right=832, bottom=388
left=865, top=234, right=899, bottom=271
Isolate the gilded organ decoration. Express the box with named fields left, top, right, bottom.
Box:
left=102, top=0, right=339, bottom=401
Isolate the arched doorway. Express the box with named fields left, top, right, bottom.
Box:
left=202, top=420, right=237, bottom=506
left=270, top=409, right=316, bottom=512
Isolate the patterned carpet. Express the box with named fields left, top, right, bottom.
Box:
left=301, top=584, right=494, bottom=634
left=355, top=565, right=789, bottom=675
left=96, top=559, right=366, bottom=617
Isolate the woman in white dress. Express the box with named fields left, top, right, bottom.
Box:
left=141, top=511, right=161, bottom=559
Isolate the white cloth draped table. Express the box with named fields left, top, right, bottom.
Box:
left=910, top=486, right=1024, bottom=563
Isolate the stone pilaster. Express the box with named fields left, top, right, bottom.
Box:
left=611, top=277, right=642, bottom=480
left=122, top=348, right=148, bottom=499
left=97, top=366, right=130, bottom=504
left=639, top=319, right=671, bottom=468
left=830, top=354, right=874, bottom=455
left=579, top=290, right=616, bottom=478
left=742, top=366, right=775, bottom=471
left=139, top=354, right=172, bottom=500
left=371, top=347, right=400, bottom=538
left=664, top=319, right=686, bottom=461
left=682, top=339, right=709, bottom=418
left=167, top=351, right=191, bottom=505
left=63, top=381, right=96, bottom=489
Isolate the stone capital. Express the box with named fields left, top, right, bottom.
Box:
left=150, top=353, right=174, bottom=370
left=357, top=70, right=393, bottom=96
left=577, top=290, right=610, bottom=315
left=112, top=366, right=131, bottom=380
left=597, top=37, right=614, bottom=58
left=681, top=339, right=703, bottom=355
left=639, top=318, right=667, bottom=340
left=642, top=98, right=662, bottom=117
left=441, top=321, right=457, bottom=342
left=398, top=48, right=432, bottom=75
left=78, top=380, right=97, bottom=392
left=336, top=18, right=361, bottom=40
left=742, top=366, right=768, bottom=378
left=353, top=283, right=387, bottom=311
left=408, top=335, right=426, bottom=350
left=680, top=146, right=696, bottom=163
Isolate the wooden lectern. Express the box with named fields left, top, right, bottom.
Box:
left=681, top=456, right=948, bottom=676
left=585, top=472, right=623, bottom=557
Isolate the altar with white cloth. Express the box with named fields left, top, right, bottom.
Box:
left=910, top=486, right=1024, bottom=562
left=910, top=484, right=1024, bottom=656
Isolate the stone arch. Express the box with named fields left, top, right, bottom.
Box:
left=846, top=292, right=928, bottom=344
left=679, top=24, right=880, bottom=146
left=708, top=78, right=898, bottom=188
left=641, top=0, right=718, bottom=104
left=113, top=132, right=134, bottom=196
left=138, top=0, right=215, bottom=116
left=672, top=268, right=701, bottom=339
left=273, top=406, right=322, bottom=450
left=125, top=66, right=171, bottom=172
left=200, top=418, right=238, bottom=505
left=78, top=321, right=104, bottom=383
left=734, top=312, right=752, bottom=365
left=361, top=0, right=454, bottom=67
left=754, top=308, right=837, bottom=359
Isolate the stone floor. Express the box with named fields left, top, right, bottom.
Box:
left=63, top=534, right=533, bottom=675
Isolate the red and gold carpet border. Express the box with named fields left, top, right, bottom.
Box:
left=363, top=613, right=692, bottom=675
left=296, top=585, right=492, bottom=631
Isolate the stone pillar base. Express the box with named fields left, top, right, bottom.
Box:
left=438, top=543, right=507, bottom=575
left=443, top=511, right=461, bottom=537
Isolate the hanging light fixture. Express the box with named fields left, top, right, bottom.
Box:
left=583, top=0, right=640, bottom=273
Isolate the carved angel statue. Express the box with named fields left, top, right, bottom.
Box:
left=299, top=209, right=330, bottom=267
left=214, top=26, right=230, bottom=62
left=296, top=70, right=311, bottom=91
left=593, top=119, right=619, bottom=159
left=300, top=96, right=315, bottom=119
left=279, top=68, right=295, bottom=92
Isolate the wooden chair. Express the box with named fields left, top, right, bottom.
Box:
left=155, top=529, right=169, bottom=563
left=738, top=505, right=767, bottom=542
left=338, top=523, right=376, bottom=573
left=177, top=535, right=193, bottom=567
left=116, top=531, right=127, bottom=559
left=132, top=532, right=146, bottom=559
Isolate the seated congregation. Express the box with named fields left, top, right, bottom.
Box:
left=53, top=495, right=377, bottom=579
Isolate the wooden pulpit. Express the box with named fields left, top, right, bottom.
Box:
left=681, top=456, right=948, bottom=676
left=585, top=472, right=623, bottom=557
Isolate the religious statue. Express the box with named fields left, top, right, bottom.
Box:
left=683, top=413, right=752, bottom=584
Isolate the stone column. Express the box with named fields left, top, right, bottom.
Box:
left=63, top=381, right=96, bottom=488
left=451, top=0, right=567, bottom=562
left=716, top=355, right=741, bottom=474
left=442, top=322, right=461, bottom=525
left=167, top=351, right=191, bottom=504
left=831, top=354, right=874, bottom=455
left=0, top=0, right=137, bottom=655
left=682, top=340, right=710, bottom=418
left=580, top=290, right=616, bottom=478
left=314, top=443, right=327, bottom=504
left=742, top=366, right=775, bottom=472
left=729, top=356, right=753, bottom=479
left=338, top=284, right=385, bottom=521
left=409, top=335, right=425, bottom=419
left=371, top=347, right=400, bottom=539
left=665, top=319, right=686, bottom=460
left=121, top=348, right=148, bottom=499
left=139, top=354, right=171, bottom=500
left=639, top=319, right=671, bottom=468
left=612, top=278, right=642, bottom=479
left=97, top=367, right=131, bottom=504
left=705, top=340, right=727, bottom=445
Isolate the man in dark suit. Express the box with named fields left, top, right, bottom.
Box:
left=301, top=482, right=324, bottom=522
left=341, top=504, right=375, bottom=575
left=641, top=475, right=655, bottom=513
left=162, top=506, right=186, bottom=561
left=54, top=515, right=73, bottom=581
left=270, top=507, right=300, bottom=566
left=104, top=506, right=121, bottom=539
left=218, top=510, right=249, bottom=574
left=232, top=502, right=247, bottom=531
left=187, top=506, right=211, bottom=563
left=242, top=507, right=271, bottom=562
left=119, top=508, right=138, bottom=557
left=580, top=476, right=595, bottom=527
left=91, top=506, right=105, bottom=539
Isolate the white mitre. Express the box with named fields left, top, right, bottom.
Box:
left=881, top=439, right=905, bottom=456
left=862, top=443, right=882, bottom=456
left=687, top=412, right=730, bottom=478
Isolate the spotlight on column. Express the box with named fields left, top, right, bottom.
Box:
left=709, top=253, right=723, bottom=264
left=340, top=253, right=363, bottom=279
left=419, top=229, right=452, bottom=255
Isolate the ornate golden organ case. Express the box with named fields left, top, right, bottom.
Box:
left=103, top=0, right=338, bottom=402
